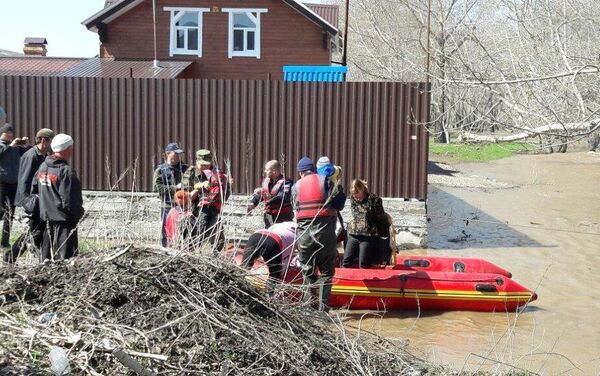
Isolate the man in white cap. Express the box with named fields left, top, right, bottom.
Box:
left=32, top=133, right=84, bottom=262
left=4, top=128, right=55, bottom=263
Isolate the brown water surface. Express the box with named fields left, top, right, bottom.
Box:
left=345, top=152, right=600, bottom=374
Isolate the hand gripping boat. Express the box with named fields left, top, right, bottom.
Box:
left=232, top=249, right=538, bottom=312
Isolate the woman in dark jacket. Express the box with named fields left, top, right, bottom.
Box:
left=342, top=179, right=390, bottom=268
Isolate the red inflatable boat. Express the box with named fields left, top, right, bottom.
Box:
left=231, top=249, right=537, bottom=312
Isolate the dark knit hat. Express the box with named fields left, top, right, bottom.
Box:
left=297, top=157, right=315, bottom=172
left=0, top=123, right=14, bottom=134
left=36, top=128, right=55, bottom=139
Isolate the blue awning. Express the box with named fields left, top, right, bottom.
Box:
left=283, top=65, right=347, bottom=82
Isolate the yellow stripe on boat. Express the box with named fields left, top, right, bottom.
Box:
left=332, top=285, right=533, bottom=301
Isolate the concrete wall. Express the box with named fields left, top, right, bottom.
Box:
left=14, top=191, right=427, bottom=249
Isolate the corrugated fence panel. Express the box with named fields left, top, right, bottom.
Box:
left=0, top=76, right=430, bottom=199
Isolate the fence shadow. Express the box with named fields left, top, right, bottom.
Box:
left=427, top=160, right=458, bottom=177
left=426, top=186, right=544, bottom=249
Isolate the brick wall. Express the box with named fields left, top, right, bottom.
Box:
left=100, top=0, right=332, bottom=79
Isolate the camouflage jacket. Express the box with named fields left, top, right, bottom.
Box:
left=347, top=194, right=387, bottom=237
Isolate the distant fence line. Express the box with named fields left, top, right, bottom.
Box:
left=0, top=76, right=430, bottom=199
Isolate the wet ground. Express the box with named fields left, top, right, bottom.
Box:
left=345, top=152, right=600, bottom=374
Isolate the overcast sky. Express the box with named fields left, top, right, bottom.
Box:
left=0, top=0, right=107, bottom=57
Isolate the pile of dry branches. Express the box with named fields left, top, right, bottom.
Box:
left=0, top=247, right=437, bottom=375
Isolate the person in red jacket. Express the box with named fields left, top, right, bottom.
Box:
left=292, top=157, right=346, bottom=312
left=247, top=160, right=293, bottom=228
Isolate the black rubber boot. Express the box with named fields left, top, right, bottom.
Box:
left=318, top=282, right=332, bottom=312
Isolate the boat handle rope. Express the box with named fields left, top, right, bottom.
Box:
left=332, top=275, right=503, bottom=284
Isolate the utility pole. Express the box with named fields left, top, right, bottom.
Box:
left=425, top=0, right=432, bottom=85
left=342, top=0, right=350, bottom=66
left=152, top=0, right=160, bottom=68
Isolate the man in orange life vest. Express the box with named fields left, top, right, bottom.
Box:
left=182, top=149, right=231, bottom=252
left=292, top=157, right=346, bottom=312
left=247, top=160, right=294, bottom=228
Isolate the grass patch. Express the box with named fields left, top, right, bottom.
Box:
left=7, top=232, right=117, bottom=255
left=78, top=239, right=117, bottom=254
left=429, top=142, right=532, bottom=162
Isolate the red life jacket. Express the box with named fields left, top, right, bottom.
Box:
left=165, top=207, right=193, bottom=246
left=295, top=173, right=337, bottom=220
left=261, top=177, right=292, bottom=215
left=200, top=169, right=230, bottom=212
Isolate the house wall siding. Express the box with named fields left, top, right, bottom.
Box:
left=99, top=0, right=331, bottom=79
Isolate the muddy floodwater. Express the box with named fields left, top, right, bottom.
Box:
left=345, top=152, right=600, bottom=374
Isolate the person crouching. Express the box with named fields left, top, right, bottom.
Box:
left=241, top=221, right=297, bottom=295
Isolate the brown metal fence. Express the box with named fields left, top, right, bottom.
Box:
left=0, top=76, right=430, bottom=199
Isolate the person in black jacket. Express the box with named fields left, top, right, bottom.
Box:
left=153, top=142, right=188, bottom=247
left=4, top=128, right=54, bottom=263
left=32, top=133, right=84, bottom=262
left=0, top=122, right=30, bottom=250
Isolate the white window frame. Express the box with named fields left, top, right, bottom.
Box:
left=222, top=8, right=268, bottom=59
left=164, top=7, right=210, bottom=57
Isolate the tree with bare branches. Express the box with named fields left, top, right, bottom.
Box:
left=343, top=0, right=600, bottom=150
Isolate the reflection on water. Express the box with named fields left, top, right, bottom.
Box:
left=345, top=153, right=600, bottom=374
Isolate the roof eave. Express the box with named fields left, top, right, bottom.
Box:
left=282, top=0, right=339, bottom=36
left=82, top=0, right=141, bottom=32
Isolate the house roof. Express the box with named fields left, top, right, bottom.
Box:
left=0, top=49, right=23, bottom=57
left=24, top=37, right=48, bottom=45
left=83, top=0, right=338, bottom=35
left=0, top=57, right=85, bottom=76
left=304, top=3, right=339, bottom=29
left=62, top=58, right=193, bottom=78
